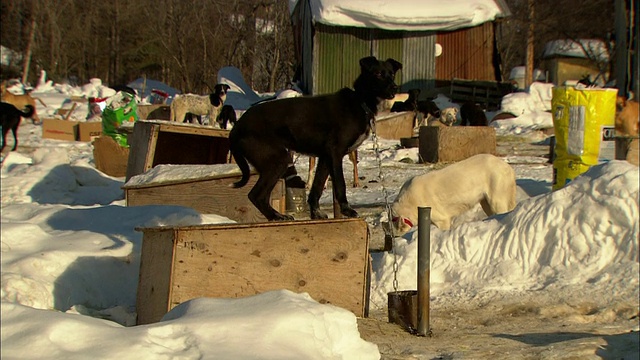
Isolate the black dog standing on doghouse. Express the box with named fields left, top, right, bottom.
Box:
left=229, top=56, right=402, bottom=221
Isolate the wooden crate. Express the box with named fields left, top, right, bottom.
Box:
left=93, top=136, right=130, bottom=177
left=419, top=126, right=496, bottom=163
left=125, top=120, right=232, bottom=181
left=123, top=165, right=285, bottom=223
left=374, top=111, right=416, bottom=140
left=135, top=218, right=370, bottom=324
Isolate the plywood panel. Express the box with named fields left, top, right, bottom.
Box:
left=419, top=126, right=496, bottom=163
left=136, top=219, right=370, bottom=324
left=135, top=229, right=176, bottom=325
left=124, top=174, right=285, bottom=223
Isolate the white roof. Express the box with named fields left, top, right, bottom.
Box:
left=289, top=0, right=507, bottom=31
left=542, top=39, right=610, bottom=62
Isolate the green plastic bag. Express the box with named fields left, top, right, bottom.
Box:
left=102, top=92, right=138, bottom=147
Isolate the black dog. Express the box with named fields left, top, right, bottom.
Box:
left=111, top=85, right=136, bottom=96
left=460, top=101, right=488, bottom=126
left=216, top=104, right=237, bottom=129
left=1, top=102, right=34, bottom=152
left=391, top=88, right=420, bottom=112
left=229, top=56, right=402, bottom=221
left=416, top=99, right=441, bottom=119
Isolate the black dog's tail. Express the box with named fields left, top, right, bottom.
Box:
left=229, top=134, right=252, bottom=188
left=19, top=105, right=35, bottom=118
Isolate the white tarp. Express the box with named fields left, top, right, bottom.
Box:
left=289, top=0, right=506, bottom=31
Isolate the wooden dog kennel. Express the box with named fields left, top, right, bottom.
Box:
left=135, top=218, right=371, bottom=324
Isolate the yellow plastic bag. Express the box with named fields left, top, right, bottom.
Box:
left=551, top=87, right=617, bottom=190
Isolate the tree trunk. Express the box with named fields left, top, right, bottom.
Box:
left=524, top=0, right=535, bottom=89
left=22, top=16, right=36, bottom=85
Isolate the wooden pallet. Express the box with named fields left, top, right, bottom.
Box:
left=449, top=78, right=516, bottom=111
left=135, top=218, right=371, bottom=324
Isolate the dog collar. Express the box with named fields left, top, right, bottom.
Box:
left=392, top=216, right=414, bottom=228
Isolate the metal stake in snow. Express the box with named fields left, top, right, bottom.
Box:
left=417, top=206, right=432, bottom=337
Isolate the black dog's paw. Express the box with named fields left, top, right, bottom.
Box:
left=310, top=209, right=328, bottom=220
left=340, top=206, right=358, bottom=218
left=271, top=213, right=295, bottom=221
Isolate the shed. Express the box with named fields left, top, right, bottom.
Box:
left=289, top=0, right=511, bottom=96
left=540, top=39, right=611, bottom=86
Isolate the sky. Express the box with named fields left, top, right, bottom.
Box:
left=1, top=66, right=638, bottom=359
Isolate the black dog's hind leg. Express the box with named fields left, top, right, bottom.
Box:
left=246, top=149, right=294, bottom=221
left=10, top=126, right=18, bottom=151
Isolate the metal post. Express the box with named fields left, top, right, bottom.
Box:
left=417, top=207, right=431, bottom=336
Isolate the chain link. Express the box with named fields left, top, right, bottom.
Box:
left=369, top=118, right=399, bottom=292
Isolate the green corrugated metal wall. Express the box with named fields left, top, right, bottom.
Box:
left=312, top=24, right=436, bottom=95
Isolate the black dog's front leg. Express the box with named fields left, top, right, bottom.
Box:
left=329, top=154, right=358, bottom=218
left=307, top=157, right=330, bottom=219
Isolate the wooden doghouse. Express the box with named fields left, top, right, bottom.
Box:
left=373, top=111, right=416, bottom=140
left=135, top=218, right=371, bottom=324
left=123, top=164, right=285, bottom=223
left=419, top=126, right=496, bottom=163
left=125, top=120, right=232, bottom=181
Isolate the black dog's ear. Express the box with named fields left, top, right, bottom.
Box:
left=359, top=56, right=379, bottom=72
left=223, top=84, right=230, bottom=91
left=385, top=58, right=403, bottom=73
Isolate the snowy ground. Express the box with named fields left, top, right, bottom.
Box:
left=1, top=78, right=638, bottom=359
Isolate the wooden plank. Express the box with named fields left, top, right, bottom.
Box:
left=158, top=123, right=229, bottom=138
left=135, top=218, right=370, bottom=324
left=125, top=122, right=158, bottom=181
left=419, top=126, right=496, bottom=163
left=136, top=229, right=176, bottom=325
left=125, top=175, right=285, bottom=223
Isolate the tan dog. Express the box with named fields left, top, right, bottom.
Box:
left=1, top=81, right=44, bottom=124
left=391, top=154, right=517, bottom=232
left=615, top=98, right=639, bottom=137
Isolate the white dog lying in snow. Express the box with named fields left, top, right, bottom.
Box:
left=391, top=154, right=517, bottom=232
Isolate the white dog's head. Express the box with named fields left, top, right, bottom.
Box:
left=391, top=214, right=415, bottom=234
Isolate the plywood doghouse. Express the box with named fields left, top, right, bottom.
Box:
left=419, top=126, right=496, bottom=163
left=373, top=111, right=416, bottom=140
left=135, top=218, right=370, bottom=324
left=123, top=164, right=285, bottom=223
left=125, top=120, right=232, bottom=181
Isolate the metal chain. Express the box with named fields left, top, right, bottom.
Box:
left=369, top=118, right=399, bottom=292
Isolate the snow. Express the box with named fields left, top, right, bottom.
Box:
left=542, top=39, right=610, bottom=62
left=1, top=68, right=638, bottom=359
left=288, top=0, right=506, bottom=31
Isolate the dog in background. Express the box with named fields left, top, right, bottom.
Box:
left=230, top=56, right=402, bottom=221
left=170, top=83, right=230, bottom=126
left=391, top=154, right=516, bottom=233
left=391, top=88, right=420, bottom=112
left=433, top=106, right=458, bottom=126
left=459, top=101, right=488, bottom=126
left=1, top=102, right=34, bottom=152
left=615, top=98, right=639, bottom=137
left=1, top=81, right=43, bottom=125
left=216, top=104, right=237, bottom=129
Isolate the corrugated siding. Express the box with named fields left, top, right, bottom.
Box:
left=312, top=25, right=437, bottom=95
left=314, top=24, right=370, bottom=95
left=436, top=22, right=496, bottom=81
left=401, top=32, right=436, bottom=92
